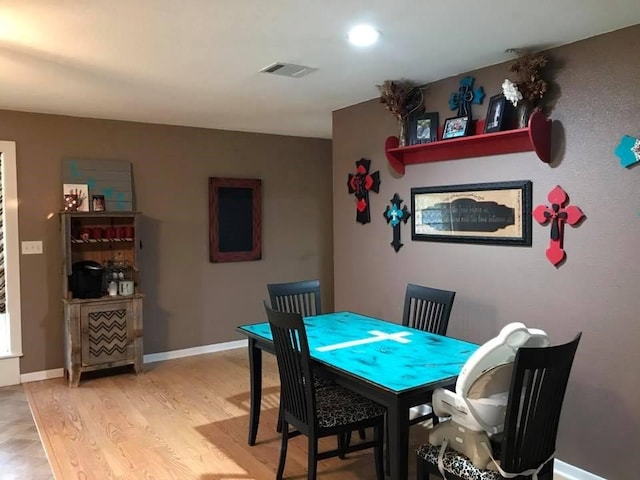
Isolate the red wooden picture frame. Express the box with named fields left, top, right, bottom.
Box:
left=209, top=177, right=262, bottom=263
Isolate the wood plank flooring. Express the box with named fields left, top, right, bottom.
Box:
left=24, top=348, right=430, bottom=479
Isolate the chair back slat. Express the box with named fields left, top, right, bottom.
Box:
left=402, top=284, right=455, bottom=335
left=268, top=279, right=322, bottom=317
left=264, top=303, right=316, bottom=433
left=501, top=333, right=582, bottom=475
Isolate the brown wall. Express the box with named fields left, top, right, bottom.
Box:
left=0, top=111, right=333, bottom=373
left=333, top=25, right=640, bottom=478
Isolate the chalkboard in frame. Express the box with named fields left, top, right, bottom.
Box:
left=209, top=177, right=262, bottom=262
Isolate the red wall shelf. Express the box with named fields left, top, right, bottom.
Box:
left=384, top=110, right=552, bottom=175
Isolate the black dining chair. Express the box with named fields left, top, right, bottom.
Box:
left=268, top=280, right=368, bottom=440
left=268, top=279, right=322, bottom=317
left=403, top=284, right=456, bottom=428
left=416, top=332, right=582, bottom=480
left=402, top=283, right=456, bottom=336
left=264, top=303, right=386, bottom=480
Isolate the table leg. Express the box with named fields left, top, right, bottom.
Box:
left=248, top=338, right=262, bottom=446
left=387, top=399, right=410, bottom=480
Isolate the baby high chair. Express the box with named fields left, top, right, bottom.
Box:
left=428, top=322, right=549, bottom=469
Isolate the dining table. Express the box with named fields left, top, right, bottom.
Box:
left=237, top=311, right=478, bottom=480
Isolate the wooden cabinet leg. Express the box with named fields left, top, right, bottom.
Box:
left=67, top=368, right=81, bottom=388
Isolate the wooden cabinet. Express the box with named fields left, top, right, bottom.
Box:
left=60, top=212, right=143, bottom=387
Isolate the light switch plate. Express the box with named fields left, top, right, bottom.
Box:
left=21, top=240, right=43, bottom=254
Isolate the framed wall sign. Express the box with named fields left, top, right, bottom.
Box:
left=411, top=180, right=532, bottom=246
left=209, top=177, right=262, bottom=262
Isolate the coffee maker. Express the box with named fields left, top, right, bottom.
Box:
left=70, top=260, right=104, bottom=298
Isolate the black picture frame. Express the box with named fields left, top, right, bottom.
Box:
left=411, top=180, right=532, bottom=246
left=442, top=115, right=471, bottom=139
left=91, top=194, right=105, bottom=212
left=484, top=94, right=508, bottom=133
left=407, top=111, right=439, bottom=145
left=209, top=177, right=262, bottom=262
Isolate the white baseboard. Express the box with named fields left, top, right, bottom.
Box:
left=18, top=339, right=248, bottom=384
left=143, top=339, right=247, bottom=364
left=15, top=341, right=605, bottom=480
left=20, top=368, right=64, bottom=383
left=554, top=459, right=607, bottom=480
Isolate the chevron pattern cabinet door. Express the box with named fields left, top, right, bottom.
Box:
left=81, top=301, right=133, bottom=366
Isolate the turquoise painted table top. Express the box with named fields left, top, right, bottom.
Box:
left=238, top=311, right=478, bottom=393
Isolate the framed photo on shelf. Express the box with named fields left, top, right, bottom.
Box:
left=442, top=115, right=470, bottom=139
left=411, top=180, right=532, bottom=246
left=407, top=112, right=439, bottom=145
left=62, top=183, right=89, bottom=212
left=91, top=195, right=106, bottom=212
left=484, top=94, right=508, bottom=133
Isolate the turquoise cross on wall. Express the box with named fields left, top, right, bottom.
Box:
left=383, top=193, right=411, bottom=252
left=448, top=76, right=485, bottom=118
left=615, top=135, right=640, bottom=168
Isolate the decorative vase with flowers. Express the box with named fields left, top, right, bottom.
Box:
left=502, top=50, right=549, bottom=128
left=377, top=80, right=424, bottom=146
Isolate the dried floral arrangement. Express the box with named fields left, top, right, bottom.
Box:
left=377, top=80, right=424, bottom=121
left=502, top=50, right=549, bottom=111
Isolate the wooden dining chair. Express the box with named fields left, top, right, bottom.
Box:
left=403, top=283, right=456, bottom=427
left=402, top=283, right=456, bottom=336
left=264, top=303, right=386, bottom=480
left=268, top=280, right=368, bottom=440
left=416, top=332, right=581, bottom=480
left=267, top=279, right=321, bottom=317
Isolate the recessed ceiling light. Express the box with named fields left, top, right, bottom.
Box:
left=347, top=24, right=380, bottom=47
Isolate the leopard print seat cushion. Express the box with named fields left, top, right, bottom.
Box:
left=313, top=371, right=335, bottom=389
left=416, top=443, right=502, bottom=480
left=315, top=385, right=385, bottom=428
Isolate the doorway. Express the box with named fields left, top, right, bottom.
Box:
left=0, top=140, right=23, bottom=386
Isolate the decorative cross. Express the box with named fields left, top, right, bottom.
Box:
left=615, top=135, right=640, bottom=168
left=347, top=158, right=380, bottom=224
left=383, top=193, right=411, bottom=252
left=316, top=330, right=413, bottom=352
left=533, top=186, right=585, bottom=266
left=448, top=75, right=485, bottom=118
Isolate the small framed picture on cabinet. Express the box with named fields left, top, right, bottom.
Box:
left=91, top=195, right=105, bottom=212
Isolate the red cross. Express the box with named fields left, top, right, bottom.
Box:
left=533, top=185, right=584, bottom=266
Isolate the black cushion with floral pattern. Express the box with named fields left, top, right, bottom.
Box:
left=416, top=443, right=502, bottom=480
left=315, top=385, right=385, bottom=428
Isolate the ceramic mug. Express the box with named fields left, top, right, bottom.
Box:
left=118, top=280, right=134, bottom=296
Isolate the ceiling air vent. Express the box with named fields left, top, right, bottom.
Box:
left=260, top=62, right=317, bottom=78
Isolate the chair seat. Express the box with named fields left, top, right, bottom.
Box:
left=313, top=371, right=335, bottom=389
left=316, top=385, right=385, bottom=429
left=416, top=444, right=502, bottom=480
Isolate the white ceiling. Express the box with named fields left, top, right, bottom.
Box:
left=1, top=1, right=639, bottom=139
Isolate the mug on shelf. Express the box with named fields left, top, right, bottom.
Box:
left=118, top=280, right=134, bottom=296
left=104, top=227, right=116, bottom=239
left=123, top=226, right=134, bottom=239
left=92, top=227, right=103, bottom=239
left=78, top=228, right=91, bottom=241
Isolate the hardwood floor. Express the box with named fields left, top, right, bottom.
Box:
left=23, top=348, right=429, bottom=479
